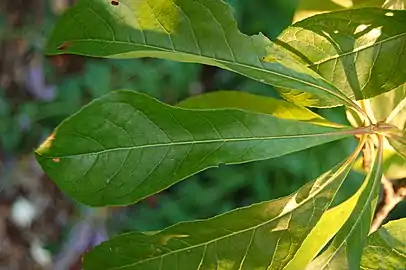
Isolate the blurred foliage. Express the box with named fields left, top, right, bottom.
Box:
left=1, top=0, right=378, bottom=238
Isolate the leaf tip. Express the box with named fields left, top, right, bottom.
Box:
left=36, top=133, right=55, bottom=155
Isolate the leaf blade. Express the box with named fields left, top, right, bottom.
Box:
left=82, top=149, right=361, bottom=270
left=306, top=138, right=383, bottom=269
left=278, top=8, right=406, bottom=105
left=35, top=90, right=353, bottom=207
left=360, top=218, right=406, bottom=270
left=46, top=0, right=351, bottom=107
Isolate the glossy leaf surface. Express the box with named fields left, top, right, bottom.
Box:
left=45, top=0, right=352, bottom=107
left=83, top=152, right=360, bottom=270
left=278, top=8, right=406, bottom=106
left=35, top=90, right=352, bottom=206
left=307, top=140, right=383, bottom=269
left=360, top=218, right=406, bottom=270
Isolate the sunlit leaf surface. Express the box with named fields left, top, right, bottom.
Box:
left=45, top=0, right=352, bottom=107
left=278, top=8, right=406, bottom=106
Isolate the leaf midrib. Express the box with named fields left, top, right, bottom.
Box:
left=40, top=130, right=349, bottom=159
left=50, top=38, right=351, bottom=106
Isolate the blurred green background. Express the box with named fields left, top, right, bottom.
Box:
left=0, top=0, right=404, bottom=269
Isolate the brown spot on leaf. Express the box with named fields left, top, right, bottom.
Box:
left=52, top=158, right=60, bottom=163
left=111, top=0, right=119, bottom=6
left=57, top=41, right=72, bottom=50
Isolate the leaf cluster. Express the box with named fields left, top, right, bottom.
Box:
left=37, top=0, right=406, bottom=269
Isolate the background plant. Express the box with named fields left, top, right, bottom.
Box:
left=33, top=0, right=406, bottom=269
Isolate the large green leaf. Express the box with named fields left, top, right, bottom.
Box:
left=307, top=139, right=383, bottom=269
left=35, top=90, right=353, bottom=207
left=360, top=218, right=406, bottom=270
left=278, top=8, right=406, bottom=106
left=177, top=91, right=342, bottom=127
left=45, top=0, right=353, bottom=107
left=82, top=147, right=362, bottom=270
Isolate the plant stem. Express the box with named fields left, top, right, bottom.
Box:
left=358, top=99, right=373, bottom=126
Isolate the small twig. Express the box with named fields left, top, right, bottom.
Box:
left=370, top=177, right=406, bottom=233
left=360, top=137, right=373, bottom=172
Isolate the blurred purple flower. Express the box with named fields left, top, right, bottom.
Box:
left=26, top=59, right=56, bottom=101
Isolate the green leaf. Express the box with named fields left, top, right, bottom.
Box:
left=177, top=91, right=342, bottom=127
left=35, top=90, right=353, bottom=207
left=306, top=139, right=383, bottom=270
left=361, top=218, right=406, bottom=270
left=83, top=148, right=362, bottom=270
left=278, top=8, right=406, bottom=106
left=45, top=0, right=352, bottom=107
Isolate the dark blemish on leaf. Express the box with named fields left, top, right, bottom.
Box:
left=57, top=41, right=72, bottom=50
left=111, top=0, right=119, bottom=5
left=52, top=158, right=61, bottom=163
